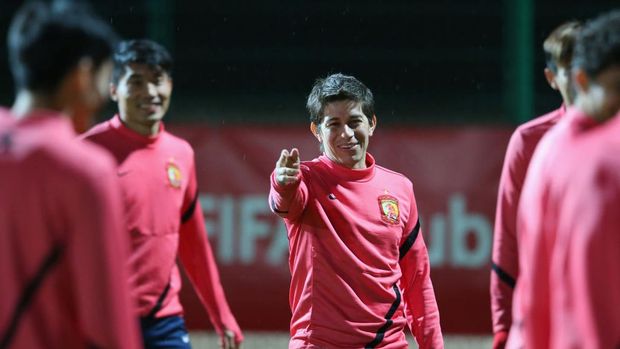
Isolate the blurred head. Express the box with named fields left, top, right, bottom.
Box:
left=572, top=10, right=620, bottom=122
left=307, top=73, right=377, bottom=169
left=543, top=21, right=582, bottom=106
left=111, top=39, right=173, bottom=135
left=8, top=0, right=117, bottom=131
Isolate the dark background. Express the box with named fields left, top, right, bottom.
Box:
left=0, top=0, right=617, bottom=125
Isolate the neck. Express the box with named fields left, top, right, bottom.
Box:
left=575, top=94, right=606, bottom=123
left=11, top=90, right=62, bottom=119
left=119, top=115, right=161, bottom=137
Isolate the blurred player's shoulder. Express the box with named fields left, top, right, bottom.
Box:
left=0, top=107, right=13, bottom=125
left=9, top=115, right=117, bottom=188
left=73, top=136, right=118, bottom=176
left=80, top=117, right=115, bottom=141
left=581, top=113, right=620, bottom=165
left=513, top=105, right=565, bottom=142
left=48, top=127, right=117, bottom=184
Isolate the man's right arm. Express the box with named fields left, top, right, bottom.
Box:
left=491, top=129, right=526, bottom=347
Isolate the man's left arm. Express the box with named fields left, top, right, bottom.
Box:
left=178, top=161, right=243, bottom=348
left=399, top=189, right=443, bottom=349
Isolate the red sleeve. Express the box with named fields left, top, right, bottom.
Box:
left=552, top=158, right=620, bottom=348
left=491, top=129, right=526, bottom=333
left=399, top=189, right=443, bottom=349
left=268, top=168, right=308, bottom=222
left=178, top=159, right=243, bottom=344
left=67, top=162, right=141, bottom=349
left=493, top=330, right=509, bottom=349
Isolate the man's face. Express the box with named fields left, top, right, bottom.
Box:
left=111, top=62, right=172, bottom=130
left=315, top=100, right=376, bottom=169
left=578, top=65, right=620, bottom=122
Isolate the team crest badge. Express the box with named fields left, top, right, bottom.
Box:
left=166, top=161, right=182, bottom=189
left=378, top=194, right=400, bottom=225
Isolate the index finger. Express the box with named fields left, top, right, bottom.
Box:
left=276, top=149, right=290, bottom=168
left=286, top=148, right=300, bottom=168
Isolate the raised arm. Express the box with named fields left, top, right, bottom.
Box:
left=268, top=148, right=308, bottom=221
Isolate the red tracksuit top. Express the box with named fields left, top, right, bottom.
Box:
left=545, top=113, right=620, bottom=348
left=491, top=106, right=565, bottom=334
left=0, top=109, right=140, bottom=349
left=82, top=115, right=242, bottom=342
left=269, top=153, right=443, bottom=349
left=507, top=108, right=600, bottom=349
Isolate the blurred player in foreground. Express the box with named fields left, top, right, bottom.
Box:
left=82, top=39, right=243, bottom=349
left=489, top=21, right=581, bottom=349
left=508, top=10, right=620, bottom=349
left=0, top=2, right=140, bottom=348
left=269, top=73, right=443, bottom=348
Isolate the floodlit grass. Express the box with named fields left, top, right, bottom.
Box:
left=189, top=331, right=492, bottom=348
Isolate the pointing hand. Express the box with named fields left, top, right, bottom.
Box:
left=275, top=148, right=301, bottom=186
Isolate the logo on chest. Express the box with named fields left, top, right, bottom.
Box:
left=166, top=160, right=182, bottom=189
left=378, top=194, right=400, bottom=225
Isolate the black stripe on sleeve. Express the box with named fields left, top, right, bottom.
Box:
left=491, top=262, right=516, bottom=289
left=181, top=190, right=199, bottom=223
left=399, top=219, right=420, bottom=260
left=1, top=243, right=64, bottom=349
left=269, top=196, right=288, bottom=214
left=365, top=284, right=402, bottom=348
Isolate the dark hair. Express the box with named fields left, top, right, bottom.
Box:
left=573, top=10, right=620, bottom=78
left=112, top=39, right=173, bottom=84
left=543, top=21, right=582, bottom=73
left=7, top=0, right=117, bottom=93
left=306, top=73, right=375, bottom=125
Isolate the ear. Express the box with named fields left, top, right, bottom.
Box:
left=61, top=58, right=94, bottom=133
left=369, top=115, right=377, bottom=136
left=58, top=57, right=93, bottom=105
left=573, top=68, right=589, bottom=94
left=544, top=68, right=558, bottom=90
left=109, top=82, right=118, bottom=102
left=71, top=57, right=94, bottom=94
left=310, top=123, right=321, bottom=142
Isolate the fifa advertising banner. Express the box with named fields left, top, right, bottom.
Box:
left=168, top=124, right=512, bottom=334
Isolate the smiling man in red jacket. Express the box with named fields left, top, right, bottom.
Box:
left=82, top=39, right=243, bottom=349
left=270, top=73, right=443, bottom=349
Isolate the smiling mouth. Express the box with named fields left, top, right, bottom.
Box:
left=338, top=143, right=359, bottom=150
left=139, top=103, right=162, bottom=112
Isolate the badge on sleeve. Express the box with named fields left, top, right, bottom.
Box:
left=166, top=160, right=182, bottom=189
left=378, top=194, right=400, bottom=225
